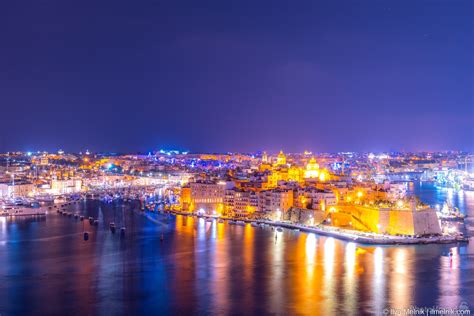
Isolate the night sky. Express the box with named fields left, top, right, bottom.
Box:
left=0, top=0, right=472, bottom=153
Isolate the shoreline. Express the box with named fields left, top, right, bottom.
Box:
left=170, top=210, right=469, bottom=245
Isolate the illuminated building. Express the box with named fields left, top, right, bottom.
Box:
left=40, top=156, right=49, bottom=166
left=304, top=157, right=320, bottom=179
left=258, top=189, right=294, bottom=213
left=224, top=188, right=258, bottom=217
left=50, top=179, right=82, bottom=194
left=0, top=181, right=35, bottom=197
left=288, top=165, right=304, bottom=183
left=259, top=163, right=272, bottom=172
left=188, top=181, right=226, bottom=214
left=330, top=202, right=441, bottom=236
left=275, top=150, right=287, bottom=166
left=180, top=186, right=192, bottom=210
left=266, top=169, right=289, bottom=188
left=294, top=187, right=337, bottom=211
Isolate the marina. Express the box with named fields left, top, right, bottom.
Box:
left=0, top=183, right=472, bottom=314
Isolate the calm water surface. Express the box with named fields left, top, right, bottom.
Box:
left=0, top=183, right=473, bottom=315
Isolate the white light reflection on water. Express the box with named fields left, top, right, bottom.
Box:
left=269, top=229, right=285, bottom=313
left=323, top=237, right=336, bottom=313
left=343, top=242, right=357, bottom=314
left=0, top=216, right=6, bottom=244
left=304, top=233, right=317, bottom=287
left=372, top=247, right=385, bottom=315
left=390, top=248, right=413, bottom=309
left=438, top=246, right=462, bottom=308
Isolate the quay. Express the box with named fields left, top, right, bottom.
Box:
left=169, top=211, right=469, bottom=245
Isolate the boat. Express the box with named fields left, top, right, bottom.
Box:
left=0, top=202, right=47, bottom=217
left=276, top=227, right=284, bottom=232
left=93, top=220, right=99, bottom=226
left=80, top=216, right=84, bottom=221
left=54, top=197, right=67, bottom=204
left=120, top=227, right=126, bottom=236
left=218, top=219, right=224, bottom=224
left=236, top=221, right=246, bottom=226
left=437, top=202, right=466, bottom=221
left=205, top=218, right=214, bottom=223
left=250, top=222, right=259, bottom=227
left=109, top=222, right=116, bottom=233
left=229, top=220, right=237, bottom=225
left=438, top=213, right=466, bottom=221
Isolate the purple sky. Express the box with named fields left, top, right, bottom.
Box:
left=0, top=0, right=472, bottom=153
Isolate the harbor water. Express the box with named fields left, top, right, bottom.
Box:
left=0, top=183, right=473, bottom=315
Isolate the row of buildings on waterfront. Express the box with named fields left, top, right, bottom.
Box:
left=2, top=149, right=470, bottom=236
left=178, top=151, right=443, bottom=236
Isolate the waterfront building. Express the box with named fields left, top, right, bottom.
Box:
left=180, top=186, right=191, bottom=210
left=224, top=188, right=258, bottom=217
left=258, top=188, right=294, bottom=214
left=330, top=199, right=441, bottom=236
left=50, top=179, right=82, bottom=194
left=0, top=181, right=35, bottom=197
left=294, top=187, right=337, bottom=211
left=188, top=181, right=226, bottom=214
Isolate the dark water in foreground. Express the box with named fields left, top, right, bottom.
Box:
left=0, top=183, right=473, bottom=315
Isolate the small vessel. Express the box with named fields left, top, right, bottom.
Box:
left=120, top=227, right=126, bottom=236
left=205, top=218, right=214, bottom=223
left=218, top=219, right=224, bottom=224
left=80, top=216, right=84, bottom=221
left=437, top=202, right=466, bottom=221
left=109, top=222, right=116, bottom=233
left=251, top=222, right=259, bottom=227
left=276, top=227, right=284, bottom=232
left=0, top=202, right=47, bottom=217
left=229, top=220, right=237, bottom=225
left=54, top=197, right=67, bottom=204
left=83, top=231, right=89, bottom=241
left=93, top=219, right=99, bottom=226
left=88, top=217, right=94, bottom=224
left=236, top=221, right=246, bottom=226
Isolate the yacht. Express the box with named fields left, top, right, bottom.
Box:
left=437, top=202, right=466, bottom=222
left=1, top=202, right=46, bottom=216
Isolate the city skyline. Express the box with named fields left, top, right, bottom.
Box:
left=0, top=1, right=472, bottom=314
left=0, top=0, right=472, bottom=153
